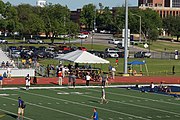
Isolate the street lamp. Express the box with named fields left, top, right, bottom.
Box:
left=91, top=8, right=96, bottom=51
left=132, top=13, right=142, bottom=43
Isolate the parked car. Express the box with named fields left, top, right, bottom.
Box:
left=80, top=31, right=90, bottom=35
left=105, top=48, right=119, bottom=53
left=0, top=38, right=8, bottom=44
left=107, top=52, right=119, bottom=58
left=100, top=30, right=111, bottom=34
left=78, top=47, right=87, bottom=51
left=108, top=39, right=121, bottom=45
left=26, top=39, right=44, bottom=44
left=116, top=43, right=124, bottom=49
left=77, top=34, right=88, bottom=39
left=134, top=51, right=151, bottom=58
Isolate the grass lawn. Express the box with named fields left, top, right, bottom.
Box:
left=0, top=87, right=180, bottom=120
left=137, top=40, right=180, bottom=52
left=39, top=58, right=180, bottom=76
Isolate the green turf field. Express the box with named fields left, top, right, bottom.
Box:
left=0, top=87, right=180, bottom=120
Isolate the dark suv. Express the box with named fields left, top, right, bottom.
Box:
left=134, top=51, right=151, bottom=58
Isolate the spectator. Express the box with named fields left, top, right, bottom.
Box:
left=150, top=82, right=155, bottom=92
left=33, top=76, right=37, bottom=85
left=7, top=67, right=12, bottom=78
left=58, top=69, right=63, bottom=85
left=111, top=67, right=116, bottom=79
left=115, top=58, right=119, bottom=65
left=72, top=72, right=76, bottom=89
left=25, top=74, right=31, bottom=90
left=86, top=72, right=91, bottom=86
left=101, top=72, right=108, bottom=87
left=0, top=74, right=3, bottom=88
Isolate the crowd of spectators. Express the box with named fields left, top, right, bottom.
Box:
left=0, top=60, right=15, bottom=68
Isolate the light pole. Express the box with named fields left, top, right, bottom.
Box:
left=124, top=0, right=128, bottom=74
left=91, top=8, right=96, bottom=51
left=132, top=13, right=142, bottom=43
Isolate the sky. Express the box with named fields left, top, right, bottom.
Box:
left=2, top=0, right=138, bottom=10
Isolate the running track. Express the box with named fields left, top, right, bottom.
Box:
left=3, top=76, right=180, bottom=85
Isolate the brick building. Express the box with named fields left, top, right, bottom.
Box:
left=138, top=0, right=180, bottom=17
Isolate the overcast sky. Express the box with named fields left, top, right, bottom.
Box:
left=2, top=0, right=138, bottom=10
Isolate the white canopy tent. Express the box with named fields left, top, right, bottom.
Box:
left=57, top=50, right=109, bottom=64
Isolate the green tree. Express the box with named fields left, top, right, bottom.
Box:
left=148, top=29, right=159, bottom=41
left=80, top=4, right=96, bottom=30
left=96, top=6, right=113, bottom=31
left=141, top=9, right=162, bottom=37
left=163, top=16, right=180, bottom=41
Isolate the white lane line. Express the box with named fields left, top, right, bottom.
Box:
left=147, top=116, right=152, bottom=118
left=80, top=94, right=180, bottom=116
left=88, top=89, right=180, bottom=106
left=1, top=97, right=89, bottom=120
left=0, top=108, right=34, bottom=120
left=17, top=90, right=150, bottom=120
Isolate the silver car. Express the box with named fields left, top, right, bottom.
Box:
left=26, top=39, right=44, bottom=44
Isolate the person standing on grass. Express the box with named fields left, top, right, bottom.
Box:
left=58, top=68, right=63, bottom=85
left=100, top=86, right=108, bottom=104
left=92, top=108, right=98, bottom=120
left=0, top=74, right=3, bottom=88
left=17, top=97, right=26, bottom=120
left=25, top=74, right=31, bottom=90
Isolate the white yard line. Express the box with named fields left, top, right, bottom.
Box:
left=80, top=94, right=180, bottom=115
left=16, top=90, right=150, bottom=120
left=1, top=97, right=89, bottom=120
left=0, top=108, right=34, bottom=120
left=88, top=88, right=180, bottom=106
left=55, top=89, right=180, bottom=116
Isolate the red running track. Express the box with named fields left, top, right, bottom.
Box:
left=3, top=76, right=180, bottom=85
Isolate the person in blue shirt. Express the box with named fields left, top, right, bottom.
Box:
left=0, top=74, right=3, bottom=88
left=92, top=108, right=98, bottom=120
left=17, top=97, right=25, bottom=120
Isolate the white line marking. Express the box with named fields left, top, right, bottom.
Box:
left=3, top=104, right=6, bottom=106
left=17, top=90, right=150, bottom=120
left=80, top=91, right=180, bottom=115
left=0, top=108, right=34, bottom=120
left=156, top=116, right=161, bottom=118
left=88, top=89, right=180, bottom=106
left=1, top=97, right=89, bottom=119
left=147, top=116, right=152, bottom=118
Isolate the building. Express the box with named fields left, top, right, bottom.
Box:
left=138, top=0, right=180, bottom=17
left=36, top=0, right=47, bottom=7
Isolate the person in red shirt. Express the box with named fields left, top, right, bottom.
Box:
left=58, top=69, right=63, bottom=85
left=115, top=58, right=118, bottom=65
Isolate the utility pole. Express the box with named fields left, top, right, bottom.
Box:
left=124, top=0, right=128, bottom=75
left=132, top=14, right=142, bottom=43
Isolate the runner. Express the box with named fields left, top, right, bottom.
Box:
left=100, top=86, right=108, bottom=104
left=17, top=97, right=26, bottom=120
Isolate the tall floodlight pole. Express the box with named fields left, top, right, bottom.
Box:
left=132, top=14, right=142, bottom=42
left=124, top=0, right=128, bottom=74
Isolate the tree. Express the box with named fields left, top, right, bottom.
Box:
left=148, top=29, right=159, bottom=41
left=80, top=4, right=96, bottom=30
left=163, top=16, right=180, bottom=41
left=96, top=6, right=113, bottom=31
left=140, top=9, right=162, bottom=37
